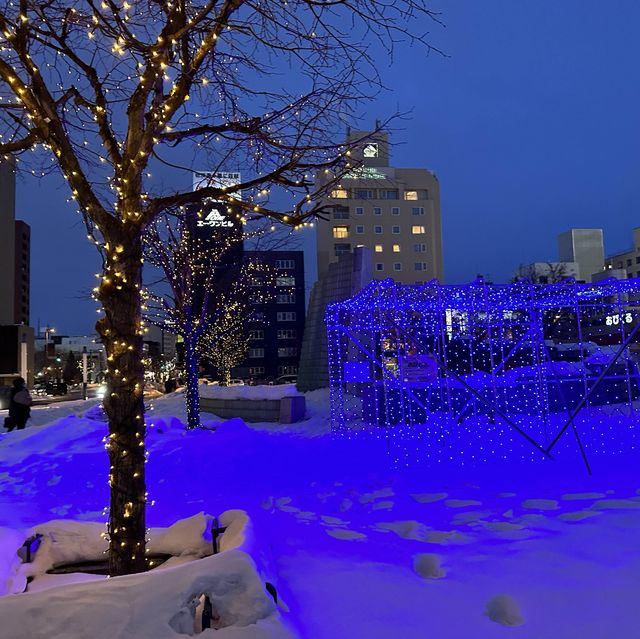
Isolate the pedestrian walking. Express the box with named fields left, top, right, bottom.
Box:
left=5, top=377, right=32, bottom=431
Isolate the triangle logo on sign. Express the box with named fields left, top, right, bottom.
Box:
left=197, top=208, right=234, bottom=228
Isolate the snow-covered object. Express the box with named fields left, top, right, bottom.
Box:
left=0, top=527, right=25, bottom=596
left=0, top=550, right=293, bottom=639
left=485, top=594, right=525, bottom=626
left=199, top=383, right=301, bottom=401
left=412, top=553, right=445, bottom=579
left=148, top=512, right=214, bottom=557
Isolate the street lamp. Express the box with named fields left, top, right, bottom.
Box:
left=82, top=346, right=88, bottom=400
left=43, top=326, right=55, bottom=359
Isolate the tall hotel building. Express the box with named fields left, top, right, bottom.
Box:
left=315, top=130, right=443, bottom=284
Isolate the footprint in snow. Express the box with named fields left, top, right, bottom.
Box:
left=411, top=492, right=448, bottom=504
left=444, top=499, right=482, bottom=508
left=561, top=492, right=606, bottom=501
left=359, top=487, right=394, bottom=504
left=558, top=511, right=602, bottom=522
left=521, top=499, right=559, bottom=510
left=371, top=500, right=394, bottom=511
left=590, top=499, right=640, bottom=510
left=413, top=553, right=445, bottom=579
left=326, top=529, right=367, bottom=541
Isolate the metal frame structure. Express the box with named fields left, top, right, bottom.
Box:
left=327, top=278, right=640, bottom=468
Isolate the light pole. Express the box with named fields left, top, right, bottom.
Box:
left=82, top=346, right=88, bottom=400
left=43, top=326, right=55, bottom=362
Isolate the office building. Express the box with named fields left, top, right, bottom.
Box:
left=232, top=250, right=306, bottom=381
left=14, top=220, right=30, bottom=325
left=558, top=229, right=604, bottom=283
left=315, top=130, right=443, bottom=285
left=605, top=228, right=640, bottom=279
left=0, top=157, right=16, bottom=325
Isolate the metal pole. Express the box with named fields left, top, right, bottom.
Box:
left=20, top=334, right=28, bottom=381
left=82, top=346, right=88, bottom=400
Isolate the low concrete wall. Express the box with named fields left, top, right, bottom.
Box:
left=200, top=395, right=305, bottom=424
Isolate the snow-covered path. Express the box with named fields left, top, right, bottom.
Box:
left=1, top=390, right=640, bottom=637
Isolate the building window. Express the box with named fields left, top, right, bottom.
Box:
left=277, top=329, right=297, bottom=339
left=636, top=257, right=640, bottom=264
left=414, top=262, right=427, bottom=271
left=277, top=312, right=297, bottom=321
left=404, top=191, right=418, bottom=200
left=276, top=293, right=296, bottom=304
left=380, top=189, right=398, bottom=199
left=356, top=225, right=364, bottom=234
left=412, top=225, right=426, bottom=234
left=354, top=189, right=374, bottom=199
left=412, top=207, right=425, bottom=216
left=391, top=207, right=400, bottom=215
left=392, top=225, right=400, bottom=234
left=276, top=276, right=296, bottom=287
left=249, top=277, right=263, bottom=287
left=334, top=243, right=351, bottom=257
left=373, top=207, right=382, bottom=215
left=333, top=206, right=350, bottom=219
left=275, top=259, right=295, bottom=269
left=249, top=348, right=265, bottom=358
left=249, top=294, right=264, bottom=304
left=333, top=225, right=349, bottom=239
left=355, top=206, right=364, bottom=215
left=414, top=243, right=427, bottom=252
left=249, top=330, right=264, bottom=340
left=627, top=259, right=632, bottom=267
left=252, top=311, right=265, bottom=321
left=279, top=365, right=298, bottom=375
left=393, top=263, right=402, bottom=271
left=277, top=347, right=298, bottom=358
left=375, top=244, right=383, bottom=253
left=249, top=366, right=265, bottom=375
left=331, top=188, right=348, bottom=199
left=393, top=244, right=401, bottom=253
left=375, top=263, right=384, bottom=271
left=374, top=226, right=383, bottom=234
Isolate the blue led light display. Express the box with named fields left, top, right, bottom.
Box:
left=326, top=278, right=640, bottom=468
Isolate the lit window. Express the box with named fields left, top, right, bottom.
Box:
left=375, top=263, right=384, bottom=271
left=412, top=207, right=424, bottom=216
left=276, top=276, right=295, bottom=287
left=404, top=191, right=418, bottom=200
left=412, top=225, right=426, bottom=235
left=333, top=225, right=349, bottom=239
left=391, top=207, right=400, bottom=215
left=356, top=225, right=364, bottom=234
left=392, top=225, right=400, bottom=234
left=375, top=245, right=383, bottom=253
left=393, top=244, right=401, bottom=253
left=331, top=188, right=348, bottom=199
left=374, top=226, right=383, bottom=234
left=374, top=207, right=382, bottom=215
left=393, top=263, right=402, bottom=271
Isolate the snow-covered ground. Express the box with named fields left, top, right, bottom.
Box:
left=1, top=387, right=640, bottom=638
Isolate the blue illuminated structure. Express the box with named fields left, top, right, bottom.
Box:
left=326, top=278, right=640, bottom=469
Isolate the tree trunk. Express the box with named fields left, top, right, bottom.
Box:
left=183, top=334, right=201, bottom=430
left=96, top=232, right=147, bottom=577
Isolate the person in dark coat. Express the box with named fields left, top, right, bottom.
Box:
left=7, top=377, right=32, bottom=431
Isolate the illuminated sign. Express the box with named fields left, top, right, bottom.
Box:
left=196, top=206, right=234, bottom=228
left=363, top=143, right=379, bottom=158
left=343, top=167, right=388, bottom=180
left=605, top=313, right=632, bottom=326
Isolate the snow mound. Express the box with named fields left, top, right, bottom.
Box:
left=412, top=553, right=445, bottom=579
left=0, top=550, right=292, bottom=639
left=485, top=594, right=525, bottom=626
left=0, top=527, right=25, bottom=596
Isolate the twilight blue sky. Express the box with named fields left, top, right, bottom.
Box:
left=16, top=0, right=640, bottom=335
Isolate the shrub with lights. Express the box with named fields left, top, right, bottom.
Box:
left=327, top=278, right=640, bottom=469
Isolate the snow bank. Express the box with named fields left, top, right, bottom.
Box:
left=0, top=550, right=293, bottom=639
left=0, top=527, right=25, bottom=596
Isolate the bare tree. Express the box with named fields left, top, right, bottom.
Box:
left=143, top=205, right=277, bottom=429
left=0, top=0, right=439, bottom=575
left=515, top=262, right=570, bottom=284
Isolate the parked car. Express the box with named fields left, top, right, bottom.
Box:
left=275, top=375, right=297, bottom=385
left=229, top=379, right=245, bottom=386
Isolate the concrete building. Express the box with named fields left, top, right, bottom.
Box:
left=14, top=220, right=30, bottom=325
left=515, top=261, right=579, bottom=283
left=298, top=246, right=372, bottom=391
left=315, top=130, right=443, bottom=285
left=558, top=229, right=604, bottom=283
left=0, top=157, right=16, bottom=325
left=605, top=228, right=640, bottom=280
